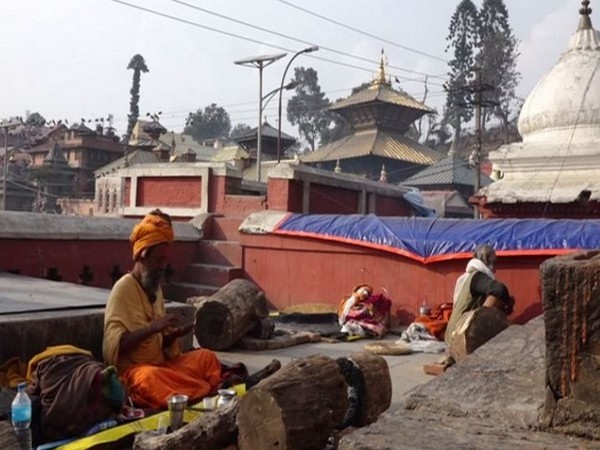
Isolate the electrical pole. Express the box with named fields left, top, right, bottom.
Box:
left=455, top=68, right=496, bottom=219
left=473, top=67, right=483, bottom=219
left=1, top=119, right=20, bottom=211
left=2, top=125, right=7, bottom=211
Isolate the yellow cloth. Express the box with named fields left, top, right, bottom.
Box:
left=0, top=357, right=27, bottom=388
left=103, top=274, right=181, bottom=372
left=129, top=213, right=174, bottom=260
left=27, top=345, right=92, bottom=381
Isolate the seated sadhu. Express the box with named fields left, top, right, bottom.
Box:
left=103, top=209, right=227, bottom=409
left=444, top=243, right=515, bottom=345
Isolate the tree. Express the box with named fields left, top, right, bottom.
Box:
left=444, top=0, right=479, bottom=149
left=184, top=103, right=231, bottom=142
left=25, top=112, right=46, bottom=127
left=286, top=67, right=331, bottom=152
left=126, top=54, right=149, bottom=141
left=230, top=123, right=252, bottom=139
left=477, top=0, right=521, bottom=143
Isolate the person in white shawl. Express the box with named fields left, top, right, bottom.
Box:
left=444, top=244, right=514, bottom=345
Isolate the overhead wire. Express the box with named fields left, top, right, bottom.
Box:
left=109, top=0, right=446, bottom=85
left=169, top=0, right=447, bottom=82
left=277, top=0, right=448, bottom=63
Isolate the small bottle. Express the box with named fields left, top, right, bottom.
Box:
left=216, top=389, right=236, bottom=408
left=11, top=382, right=32, bottom=450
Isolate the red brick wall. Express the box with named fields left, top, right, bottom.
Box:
left=240, top=233, right=549, bottom=326
left=136, top=177, right=202, bottom=207
left=375, top=194, right=412, bottom=216
left=123, top=178, right=131, bottom=207
left=208, top=176, right=227, bottom=213
left=0, top=239, right=199, bottom=289
left=309, top=184, right=360, bottom=214
left=267, top=179, right=303, bottom=212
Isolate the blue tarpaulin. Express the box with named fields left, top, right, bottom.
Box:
left=273, top=214, right=600, bottom=263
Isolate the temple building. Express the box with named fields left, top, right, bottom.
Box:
left=473, top=1, right=600, bottom=218
left=301, top=53, right=443, bottom=183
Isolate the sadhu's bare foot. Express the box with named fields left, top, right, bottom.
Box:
left=246, top=359, right=282, bottom=388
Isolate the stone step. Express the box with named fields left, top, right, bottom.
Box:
left=207, top=216, right=244, bottom=241
left=164, top=282, right=220, bottom=303
left=198, top=240, right=243, bottom=266
left=183, top=263, right=243, bottom=286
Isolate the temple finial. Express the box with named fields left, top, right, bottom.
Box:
left=579, top=0, right=593, bottom=30
left=334, top=159, right=342, bottom=174
left=378, top=164, right=388, bottom=184
left=372, top=48, right=390, bottom=87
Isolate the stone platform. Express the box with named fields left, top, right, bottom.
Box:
left=0, top=273, right=194, bottom=362
left=339, top=317, right=598, bottom=449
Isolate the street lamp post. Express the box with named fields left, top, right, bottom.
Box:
left=277, top=46, right=319, bottom=163
left=235, top=52, right=286, bottom=182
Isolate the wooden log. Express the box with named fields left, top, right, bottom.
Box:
left=448, top=307, right=510, bottom=362
left=237, top=355, right=348, bottom=450
left=0, top=421, right=20, bottom=449
left=194, top=279, right=269, bottom=350
left=133, top=399, right=239, bottom=450
left=348, top=351, right=392, bottom=426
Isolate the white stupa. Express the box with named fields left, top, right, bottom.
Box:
left=479, top=1, right=600, bottom=209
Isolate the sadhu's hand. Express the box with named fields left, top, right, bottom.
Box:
left=151, top=313, right=183, bottom=333
left=172, top=322, right=194, bottom=337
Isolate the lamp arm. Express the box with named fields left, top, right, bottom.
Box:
left=277, top=51, right=305, bottom=163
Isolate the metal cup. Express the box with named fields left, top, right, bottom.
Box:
left=167, top=394, right=189, bottom=431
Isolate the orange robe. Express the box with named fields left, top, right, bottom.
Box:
left=103, top=274, right=221, bottom=409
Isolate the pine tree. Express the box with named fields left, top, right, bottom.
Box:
left=477, top=0, right=521, bottom=143
left=444, top=0, right=479, bottom=149
left=126, top=54, right=149, bottom=142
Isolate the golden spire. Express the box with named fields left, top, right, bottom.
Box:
left=372, top=48, right=391, bottom=87
left=579, top=0, right=593, bottom=30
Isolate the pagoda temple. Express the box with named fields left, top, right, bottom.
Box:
left=301, top=52, right=443, bottom=183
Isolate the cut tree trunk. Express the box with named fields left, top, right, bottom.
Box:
left=348, top=351, right=392, bottom=426
left=237, top=355, right=348, bottom=450
left=133, top=399, right=239, bottom=450
left=449, top=307, right=510, bottom=362
left=193, top=279, right=269, bottom=351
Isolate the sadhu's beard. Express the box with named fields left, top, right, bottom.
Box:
left=140, top=268, right=164, bottom=295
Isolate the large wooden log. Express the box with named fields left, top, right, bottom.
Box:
left=133, top=399, right=239, bottom=450
left=448, top=307, right=510, bottom=362
left=237, top=355, right=348, bottom=450
left=193, top=279, right=269, bottom=350
left=347, top=351, right=392, bottom=426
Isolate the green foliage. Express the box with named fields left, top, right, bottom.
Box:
left=25, top=112, right=46, bottom=127
left=126, top=54, right=149, bottom=141
left=444, top=0, right=479, bottom=142
left=444, top=0, right=521, bottom=145
left=230, top=123, right=252, bottom=139
left=184, top=103, right=231, bottom=142
left=477, top=0, right=521, bottom=140
left=286, top=67, right=331, bottom=152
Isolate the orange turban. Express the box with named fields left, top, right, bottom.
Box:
left=130, top=213, right=174, bottom=260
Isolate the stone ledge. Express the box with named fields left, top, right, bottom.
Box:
left=0, top=211, right=201, bottom=241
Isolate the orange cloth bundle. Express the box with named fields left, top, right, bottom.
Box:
left=129, top=213, right=174, bottom=260
left=414, top=302, right=453, bottom=341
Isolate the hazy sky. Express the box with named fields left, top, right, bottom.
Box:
left=0, top=0, right=580, bottom=137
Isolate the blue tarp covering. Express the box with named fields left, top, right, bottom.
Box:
left=274, top=214, right=600, bottom=263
